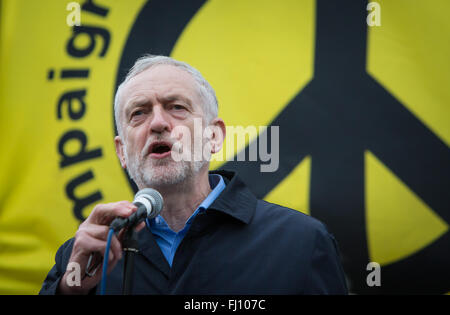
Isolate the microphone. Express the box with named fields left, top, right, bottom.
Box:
left=109, top=188, right=164, bottom=233
left=84, top=189, right=163, bottom=278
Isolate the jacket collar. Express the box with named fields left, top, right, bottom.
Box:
left=208, top=169, right=257, bottom=224
left=137, top=169, right=257, bottom=276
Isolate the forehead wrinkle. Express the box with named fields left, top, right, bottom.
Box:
left=120, top=66, right=205, bottom=119
left=124, top=95, right=152, bottom=115
left=159, top=93, right=193, bottom=107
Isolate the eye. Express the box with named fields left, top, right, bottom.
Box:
left=133, top=109, right=144, bottom=116
left=172, top=104, right=186, bottom=111
left=130, top=109, right=145, bottom=120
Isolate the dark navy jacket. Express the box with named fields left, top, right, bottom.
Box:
left=40, top=170, right=348, bottom=294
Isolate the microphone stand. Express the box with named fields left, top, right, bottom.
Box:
left=122, top=226, right=139, bottom=295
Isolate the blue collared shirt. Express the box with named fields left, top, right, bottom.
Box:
left=146, top=174, right=226, bottom=266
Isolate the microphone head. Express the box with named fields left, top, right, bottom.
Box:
left=134, top=188, right=164, bottom=219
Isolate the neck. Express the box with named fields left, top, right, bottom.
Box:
left=147, top=167, right=211, bottom=232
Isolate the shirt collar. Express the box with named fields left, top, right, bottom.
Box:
left=184, top=174, right=226, bottom=225
left=150, top=174, right=226, bottom=227
left=148, top=170, right=257, bottom=227
left=197, top=174, right=226, bottom=212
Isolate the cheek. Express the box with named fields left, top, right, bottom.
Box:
left=124, top=131, right=146, bottom=157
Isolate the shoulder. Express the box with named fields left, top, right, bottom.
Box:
left=254, top=199, right=327, bottom=233
left=251, top=199, right=339, bottom=252
left=39, top=238, right=75, bottom=294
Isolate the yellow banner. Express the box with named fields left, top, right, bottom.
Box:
left=0, top=0, right=448, bottom=294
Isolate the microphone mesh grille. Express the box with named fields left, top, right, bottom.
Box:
left=134, top=188, right=164, bottom=218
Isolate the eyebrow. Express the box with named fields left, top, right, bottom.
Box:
left=124, top=94, right=193, bottom=115
left=124, top=96, right=151, bottom=117
left=159, top=94, right=193, bottom=107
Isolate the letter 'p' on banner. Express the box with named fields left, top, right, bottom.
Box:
left=0, top=0, right=449, bottom=294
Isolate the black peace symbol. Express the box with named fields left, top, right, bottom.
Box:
left=114, top=0, right=450, bottom=294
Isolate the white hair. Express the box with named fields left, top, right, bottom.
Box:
left=114, top=54, right=219, bottom=137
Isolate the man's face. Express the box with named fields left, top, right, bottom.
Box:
left=115, top=65, right=209, bottom=188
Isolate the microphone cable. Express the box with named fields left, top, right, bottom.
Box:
left=98, top=188, right=163, bottom=295
left=100, top=228, right=115, bottom=295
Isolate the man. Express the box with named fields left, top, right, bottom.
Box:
left=40, top=55, right=348, bottom=295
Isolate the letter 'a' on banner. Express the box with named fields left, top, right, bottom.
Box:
left=0, top=0, right=449, bottom=294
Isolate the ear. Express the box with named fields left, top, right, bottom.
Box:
left=114, top=136, right=127, bottom=169
left=208, top=118, right=226, bottom=154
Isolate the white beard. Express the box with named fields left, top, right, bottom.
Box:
left=124, top=140, right=206, bottom=189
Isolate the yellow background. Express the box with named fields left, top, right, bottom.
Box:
left=0, top=0, right=448, bottom=294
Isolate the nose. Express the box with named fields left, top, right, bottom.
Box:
left=148, top=105, right=170, bottom=134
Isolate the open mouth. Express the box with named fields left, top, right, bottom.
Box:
left=148, top=141, right=172, bottom=158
